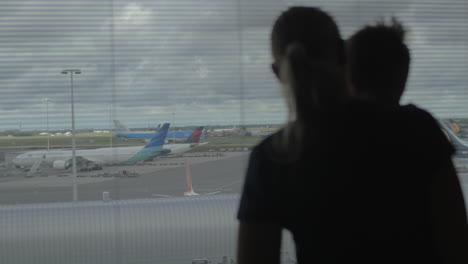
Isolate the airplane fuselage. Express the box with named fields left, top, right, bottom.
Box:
left=117, top=131, right=205, bottom=140
left=12, top=146, right=143, bottom=167
left=12, top=143, right=205, bottom=168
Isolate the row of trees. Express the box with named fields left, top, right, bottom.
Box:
left=0, top=129, right=96, bottom=137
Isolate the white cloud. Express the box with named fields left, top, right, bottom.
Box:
left=1, top=0, right=468, bottom=130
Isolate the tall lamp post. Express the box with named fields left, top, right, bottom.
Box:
left=109, top=103, right=113, bottom=148
left=61, top=69, right=81, bottom=202
left=43, top=98, right=51, bottom=151
left=172, top=112, right=175, bottom=143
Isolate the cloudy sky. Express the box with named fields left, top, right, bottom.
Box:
left=0, top=0, right=467, bottom=130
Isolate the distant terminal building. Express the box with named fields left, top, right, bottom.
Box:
left=205, top=126, right=278, bottom=138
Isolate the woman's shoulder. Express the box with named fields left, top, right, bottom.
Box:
left=251, top=129, right=284, bottom=157
left=250, top=128, right=301, bottom=165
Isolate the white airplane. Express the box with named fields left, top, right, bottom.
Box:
left=12, top=124, right=207, bottom=169
left=146, top=126, right=208, bottom=159
left=12, top=124, right=172, bottom=169
left=438, top=120, right=468, bottom=156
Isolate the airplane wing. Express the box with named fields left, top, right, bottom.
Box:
left=69, top=156, right=104, bottom=170
left=189, top=142, right=209, bottom=149
left=70, top=156, right=103, bottom=165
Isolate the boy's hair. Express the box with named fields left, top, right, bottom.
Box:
left=347, top=17, right=410, bottom=104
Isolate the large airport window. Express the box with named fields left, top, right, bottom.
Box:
left=0, top=1, right=467, bottom=264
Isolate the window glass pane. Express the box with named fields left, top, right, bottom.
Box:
left=0, top=1, right=466, bottom=263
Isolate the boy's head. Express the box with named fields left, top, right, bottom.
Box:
left=347, top=17, right=410, bottom=105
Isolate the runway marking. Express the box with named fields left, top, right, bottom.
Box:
left=214, top=180, right=243, bottom=190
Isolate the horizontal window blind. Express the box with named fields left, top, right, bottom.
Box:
left=0, top=1, right=466, bottom=263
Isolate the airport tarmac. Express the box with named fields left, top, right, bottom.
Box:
left=0, top=152, right=249, bottom=205
left=1, top=152, right=467, bottom=206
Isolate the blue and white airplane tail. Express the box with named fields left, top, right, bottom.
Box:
left=438, top=120, right=468, bottom=156
left=123, top=123, right=170, bottom=164
left=114, top=120, right=131, bottom=133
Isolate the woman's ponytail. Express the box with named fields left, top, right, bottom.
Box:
left=273, top=41, right=346, bottom=161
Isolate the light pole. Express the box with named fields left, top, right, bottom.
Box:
left=109, top=103, right=113, bottom=148
left=61, top=69, right=81, bottom=202
left=43, top=98, right=51, bottom=151
left=172, top=112, right=175, bottom=143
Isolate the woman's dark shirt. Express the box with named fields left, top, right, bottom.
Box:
left=237, top=100, right=454, bottom=264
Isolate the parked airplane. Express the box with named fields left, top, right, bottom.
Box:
left=12, top=123, right=171, bottom=169
left=438, top=120, right=468, bottom=156
left=159, top=126, right=208, bottom=157
left=447, top=118, right=468, bottom=138
left=114, top=120, right=205, bottom=143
